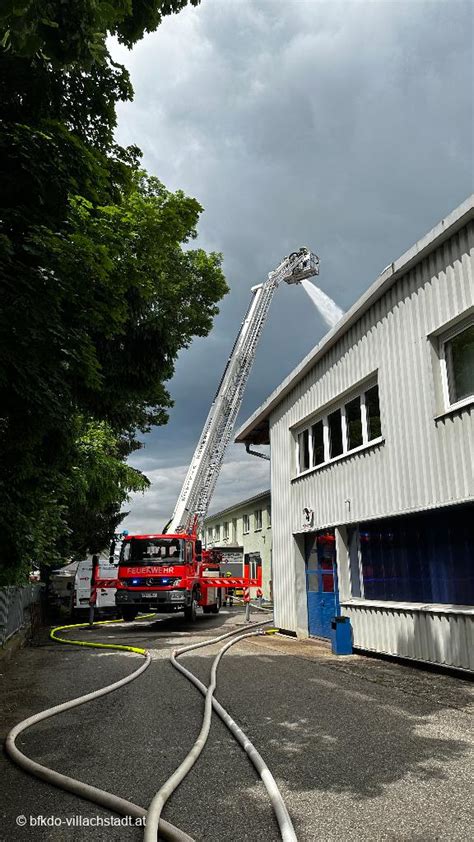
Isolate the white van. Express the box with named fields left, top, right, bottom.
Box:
left=48, top=562, right=78, bottom=612
left=73, top=556, right=118, bottom=616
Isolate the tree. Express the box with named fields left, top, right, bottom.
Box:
left=64, top=418, right=150, bottom=558
left=0, top=417, right=149, bottom=585
left=0, top=2, right=201, bottom=62
left=0, top=1, right=228, bottom=580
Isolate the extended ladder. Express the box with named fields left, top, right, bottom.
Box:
left=167, top=248, right=319, bottom=534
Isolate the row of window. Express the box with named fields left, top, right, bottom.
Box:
left=207, top=506, right=271, bottom=543
left=297, top=383, right=381, bottom=475
left=295, top=318, right=473, bottom=478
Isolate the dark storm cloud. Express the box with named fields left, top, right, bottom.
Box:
left=110, top=0, right=473, bottom=532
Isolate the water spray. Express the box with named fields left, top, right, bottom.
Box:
left=301, top=279, right=343, bottom=328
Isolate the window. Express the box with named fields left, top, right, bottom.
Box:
left=243, top=514, right=250, bottom=534
left=223, top=521, right=229, bottom=540
left=254, top=509, right=262, bottom=530
left=207, top=527, right=213, bottom=542
left=328, top=408, right=343, bottom=458
left=312, top=420, right=325, bottom=465
left=120, top=538, right=183, bottom=564
left=296, top=381, right=382, bottom=475
left=444, top=323, right=474, bottom=407
left=365, top=385, right=381, bottom=440
left=214, top=524, right=220, bottom=541
left=345, top=396, right=363, bottom=449
left=232, top=518, right=237, bottom=541
left=267, top=505, right=272, bottom=528
left=298, top=429, right=310, bottom=472
left=357, top=504, right=474, bottom=605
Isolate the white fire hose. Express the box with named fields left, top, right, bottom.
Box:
left=145, top=620, right=297, bottom=842
left=6, top=613, right=296, bottom=842
left=5, top=618, right=193, bottom=842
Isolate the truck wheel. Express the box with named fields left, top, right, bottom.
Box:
left=202, top=606, right=212, bottom=614
left=210, top=600, right=220, bottom=615
left=184, top=591, right=198, bottom=622
left=121, top=607, right=138, bottom=622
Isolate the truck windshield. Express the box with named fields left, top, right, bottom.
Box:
left=121, top=538, right=184, bottom=564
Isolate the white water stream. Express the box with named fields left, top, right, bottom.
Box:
left=301, top=280, right=344, bottom=328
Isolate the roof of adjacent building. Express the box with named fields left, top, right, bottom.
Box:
left=235, top=194, right=474, bottom=446
left=205, top=489, right=271, bottom=523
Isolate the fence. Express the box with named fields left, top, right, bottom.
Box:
left=0, top=584, right=44, bottom=647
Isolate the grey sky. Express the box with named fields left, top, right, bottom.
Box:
left=111, top=0, right=473, bottom=533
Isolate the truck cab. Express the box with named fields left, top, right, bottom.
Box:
left=115, top=534, right=220, bottom=621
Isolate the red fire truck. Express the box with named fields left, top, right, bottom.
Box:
left=108, top=250, right=318, bottom=621
left=113, top=534, right=261, bottom=621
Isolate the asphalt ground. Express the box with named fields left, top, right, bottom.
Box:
left=1, top=607, right=473, bottom=842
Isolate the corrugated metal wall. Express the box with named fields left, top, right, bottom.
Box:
left=0, top=584, right=43, bottom=646
left=270, top=220, right=474, bottom=636
left=342, top=604, right=474, bottom=672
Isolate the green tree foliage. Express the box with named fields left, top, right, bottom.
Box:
left=65, top=418, right=150, bottom=558
left=1, top=1, right=200, bottom=61
left=0, top=0, right=228, bottom=581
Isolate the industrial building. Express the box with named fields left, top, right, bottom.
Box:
left=204, top=491, right=272, bottom=599
left=236, top=196, right=474, bottom=672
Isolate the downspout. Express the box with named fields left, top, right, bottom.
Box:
left=245, top=443, right=270, bottom=461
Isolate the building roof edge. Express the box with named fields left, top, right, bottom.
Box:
left=235, top=194, right=474, bottom=444
left=205, top=489, right=271, bottom=522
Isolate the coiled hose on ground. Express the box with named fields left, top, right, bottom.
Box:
left=145, top=621, right=297, bottom=842
left=5, top=611, right=297, bottom=842
left=5, top=617, right=193, bottom=842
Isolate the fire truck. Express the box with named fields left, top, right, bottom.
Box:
left=115, top=536, right=239, bottom=621
left=111, top=248, right=319, bottom=621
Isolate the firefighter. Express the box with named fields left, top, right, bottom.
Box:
left=224, top=571, right=234, bottom=608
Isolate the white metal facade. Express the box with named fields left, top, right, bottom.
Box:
left=342, top=603, right=474, bottom=671
left=237, top=198, right=474, bottom=670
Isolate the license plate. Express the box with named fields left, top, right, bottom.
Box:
left=142, top=593, right=156, bottom=599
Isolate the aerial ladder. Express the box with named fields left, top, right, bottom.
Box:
left=166, top=247, right=320, bottom=535
left=111, top=248, right=319, bottom=621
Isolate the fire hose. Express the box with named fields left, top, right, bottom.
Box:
left=145, top=621, right=297, bottom=842
left=232, top=596, right=274, bottom=613
left=5, top=613, right=297, bottom=842
left=5, top=616, right=192, bottom=842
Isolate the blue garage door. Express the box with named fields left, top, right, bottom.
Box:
left=305, top=532, right=338, bottom=638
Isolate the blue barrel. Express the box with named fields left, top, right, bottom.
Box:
left=330, top=615, right=353, bottom=655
